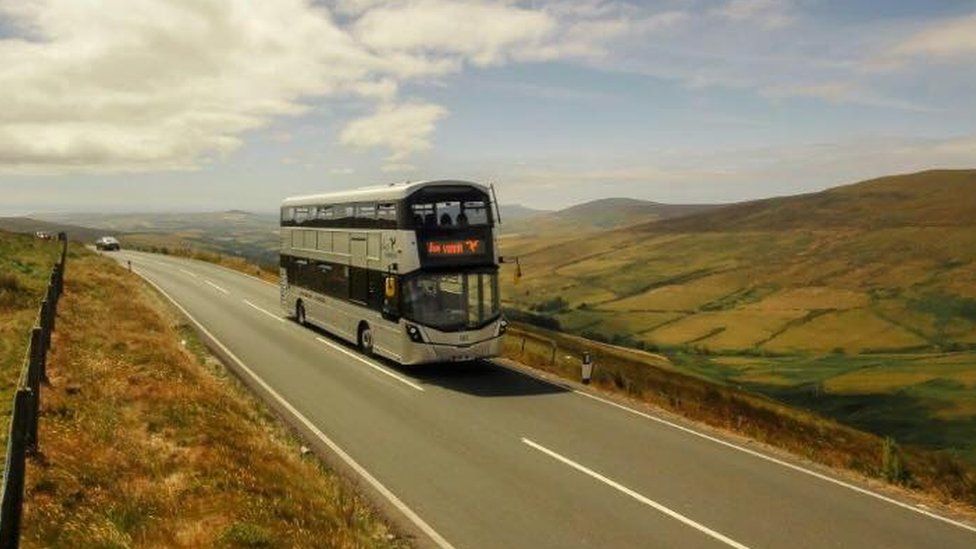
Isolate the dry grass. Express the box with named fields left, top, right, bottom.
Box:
left=600, top=273, right=740, bottom=312
left=745, top=287, right=868, bottom=311
left=645, top=309, right=807, bottom=350
left=764, top=309, right=928, bottom=353
left=22, top=252, right=404, bottom=548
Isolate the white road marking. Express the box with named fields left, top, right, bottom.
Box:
left=522, top=438, right=750, bottom=549
left=204, top=280, right=229, bottom=295
left=573, top=390, right=976, bottom=534
left=243, top=299, right=285, bottom=323
left=315, top=337, right=425, bottom=392
left=179, top=268, right=198, bottom=278
left=134, top=271, right=452, bottom=549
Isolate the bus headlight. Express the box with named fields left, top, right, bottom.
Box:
left=499, top=319, right=509, bottom=335
left=405, top=323, right=424, bottom=343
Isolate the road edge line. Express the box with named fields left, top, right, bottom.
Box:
left=522, top=438, right=750, bottom=549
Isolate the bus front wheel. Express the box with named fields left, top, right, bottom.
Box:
left=295, top=301, right=306, bottom=326
left=358, top=323, right=373, bottom=356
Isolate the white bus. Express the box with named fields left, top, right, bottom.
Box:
left=280, top=180, right=507, bottom=364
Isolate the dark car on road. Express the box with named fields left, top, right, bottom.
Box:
left=95, top=236, right=121, bottom=251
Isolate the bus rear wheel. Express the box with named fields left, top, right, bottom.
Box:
left=358, top=323, right=373, bottom=356
left=295, top=301, right=306, bottom=326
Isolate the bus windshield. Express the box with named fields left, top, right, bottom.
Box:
left=402, top=271, right=500, bottom=331
left=410, top=200, right=491, bottom=228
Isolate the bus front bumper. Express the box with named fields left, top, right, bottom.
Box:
left=400, top=333, right=503, bottom=365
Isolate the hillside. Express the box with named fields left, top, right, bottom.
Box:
left=499, top=204, right=550, bottom=220
left=0, top=217, right=109, bottom=242
left=500, top=197, right=722, bottom=236
left=645, top=169, right=976, bottom=232
left=498, top=169, right=976, bottom=461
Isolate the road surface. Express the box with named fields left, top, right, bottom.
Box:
left=109, top=250, right=976, bottom=548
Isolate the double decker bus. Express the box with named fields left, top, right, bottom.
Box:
left=280, top=180, right=506, bottom=364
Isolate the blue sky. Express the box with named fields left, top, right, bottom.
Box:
left=1, top=0, right=975, bottom=214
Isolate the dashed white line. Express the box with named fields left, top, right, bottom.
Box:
left=315, top=337, right=425, bottom=392
left=522, top=437, right=750, bottom=549
left=179, top=268, right=198, bottom=278
left=204, top=279, right=229, bottom=295
left=243, top=299, right=285, bottom=323
left=134, top=271, right=452, bottom=549
left=573, top=390, right=976, bottom=534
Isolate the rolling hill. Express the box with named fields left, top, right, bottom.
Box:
left=0, top=217, right=109, bottom=242
left=33, top=210, right=281, bottom=266
left=500, top=197, right=722, bottom=236
left=498, top=169, right=976, bottom=460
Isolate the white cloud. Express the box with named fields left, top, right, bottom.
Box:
left=381, top=163, right=417, bottom=173
left=352, top=1, right=556, bottom=66
left=0, top=0, right=636, bottom=173
left=339, top=102, right=448, bottom=167
left=893, top=12, right=976, bottom=59
left=711, top=0, right=794, bottom=29
left=0, top=0, right=387, bottom=173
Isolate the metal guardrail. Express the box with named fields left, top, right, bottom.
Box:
left=0, top=232, right=67, bottom=548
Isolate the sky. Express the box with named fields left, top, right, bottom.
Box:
left=0, top=0, right=975, bottom=214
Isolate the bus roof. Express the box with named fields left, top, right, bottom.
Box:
left=281, top=179, right=489, bottom=208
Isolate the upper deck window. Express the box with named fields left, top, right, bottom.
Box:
left=316, top=206, right=334, bottom=220
left=377, top=203, right=397, bottom=228
left=356, top=204, right=377, bottom=219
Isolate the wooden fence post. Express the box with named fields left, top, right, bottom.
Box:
left=32, top=327, right=48, bottom=385
left=39, top=301, right=50, bottom=355
left=0, top=388, right=32, bottom=547
left=25, top=329, right=44, bottom=455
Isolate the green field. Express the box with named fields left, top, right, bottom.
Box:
left=500, top=170, right=976, bottom=462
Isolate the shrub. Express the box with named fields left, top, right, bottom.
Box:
left=221, top=523, right=275, bottom=548
left=530, top=296, right=569, bottom=313
left=0, top=272, right=26, bottom=308
left=881, top=437, right=906, bottom=484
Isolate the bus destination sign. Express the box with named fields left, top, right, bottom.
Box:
left=426, top=238, right=485, bottom=257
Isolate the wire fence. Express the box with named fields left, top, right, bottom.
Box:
left=0, top=233, right=67, bottom=548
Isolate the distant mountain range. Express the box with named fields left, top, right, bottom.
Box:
left=0, top=217, right=109, bottom=242
left=500, top=197, right=723, bottom=235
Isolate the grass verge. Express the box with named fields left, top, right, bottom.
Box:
left=21, top=249, right=404, bottom=547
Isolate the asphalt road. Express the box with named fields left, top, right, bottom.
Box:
left=109, top=250, right=976, bottom=548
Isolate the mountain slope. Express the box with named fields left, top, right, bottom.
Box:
left=502, top=197, right=722, bottom=235
left=498, top=169, right=976, bottom=461
left=642, top=169, right=976, bottom=232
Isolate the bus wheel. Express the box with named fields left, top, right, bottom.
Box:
left=295, top=301, right=306, bottom=326
left=358, top=323, right=374, bottom=356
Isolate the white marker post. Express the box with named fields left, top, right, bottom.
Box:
left=581, top=352, right=593, bottom=384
